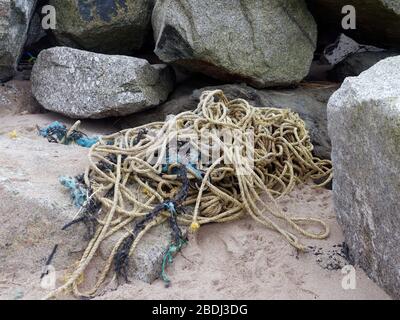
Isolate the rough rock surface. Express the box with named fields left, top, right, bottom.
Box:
left=123, top=83, right=337, bottom=160
left=0, top=114, right=178, bottom=299
left=329, top=51, right=399, bottom=82
left=25, top=12, right=47, bottom=48
left=322, top=34, right=384, bottom=66
left=328, top=56, right=400, bottom=299
left=49, top=0, right=154, bottom=54
left=31, top=47, right=175, bottom=119
left=152, top=0, right=317, bottom=88
left=0, top=0, right=37, bottom=81
left=307, top=0, right=400, bottom=49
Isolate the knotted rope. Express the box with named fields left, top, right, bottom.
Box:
left=45, top=90, right=332, bottom=299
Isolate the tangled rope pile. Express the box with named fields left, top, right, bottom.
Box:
left=46, top=90, right=332, bottom=299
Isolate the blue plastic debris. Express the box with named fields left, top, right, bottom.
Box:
left=38, top=121, right=99, bottom=148
left=75, top=136, right=99, bottom=148
left=38, top=121, right=67, bottom=141
left=59, top=176, right=87, bottom=208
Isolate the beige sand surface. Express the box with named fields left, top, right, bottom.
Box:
left=95, top=185, right=390, bottom=300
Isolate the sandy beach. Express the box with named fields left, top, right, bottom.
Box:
left=0, top=175, right=389, bottom=300
left=95, top=185, right=390, bottom=300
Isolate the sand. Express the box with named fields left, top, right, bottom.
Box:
left=1, top=183, right=390, bottom=300
left=94, top=185, right=390, bottom=300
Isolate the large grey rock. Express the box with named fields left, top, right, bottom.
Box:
left=307, top=0, right=400, bottom=49
left=0, top=0, right=37, bottom=81
left=49, top=0, right=154, bottom=54
left=152, top=0, right=317, bottom=88
left=123, top=82, right=337, bottom=160
left=329, top=51, right=399, bottom=82
left=31, top=47, right=175, bottom=119
left=328, top=56, right=400, bottom=299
